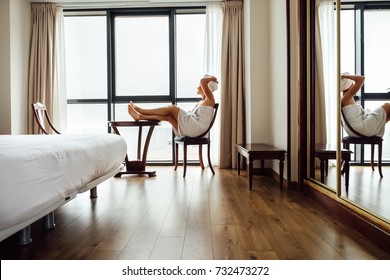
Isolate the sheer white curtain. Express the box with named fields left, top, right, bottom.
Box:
left=54, top=6, right=67, bottom=132
left=316, top=0, right=337, bottom=146
left=204, top=3, right=223, bottom=165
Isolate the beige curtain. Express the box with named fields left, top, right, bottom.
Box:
left=219, top=0, right=245, bottom=168
left=28, top=3, right=60, bottom=134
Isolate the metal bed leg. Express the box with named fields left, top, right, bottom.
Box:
left=42, top=212, right=56, bottom=230
left=17, top=226, right=32, bottom=246
left=90, top=187, right=98, bottom=198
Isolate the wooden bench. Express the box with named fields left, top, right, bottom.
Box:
left=236, top=143, right=286, bottom=191
left=314, top=144, right=352, bottom=192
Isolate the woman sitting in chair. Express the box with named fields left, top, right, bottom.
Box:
left=128, top=75, right=218, bottom=138
left=341, top=73, right=390, bottom=137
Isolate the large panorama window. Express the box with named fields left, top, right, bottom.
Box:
left=64, top=8, right=207, bottom=163
left=340, top=4, right=390, bottom=164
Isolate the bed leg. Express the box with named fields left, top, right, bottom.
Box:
left=42, top=212, right=56, bottom=230
left=17, top=226, right=32, bottom=246
left=90, top=187, right=98, bottom=198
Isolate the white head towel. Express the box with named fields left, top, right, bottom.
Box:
left=203, top=74, right=218, bottom=92
left=341, top=78, right=353, bottom=92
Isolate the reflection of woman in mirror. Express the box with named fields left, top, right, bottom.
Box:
left=341, top=74, right=390, bottom=137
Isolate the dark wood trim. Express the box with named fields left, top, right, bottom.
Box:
left=286, top=0, right=291, bottom=183
left=303, top=182, right=390, bottom=251
left=298, top=0, right=308, bottom=189
left=309, top=0, right=316, bottom=179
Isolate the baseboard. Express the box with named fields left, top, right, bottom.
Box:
left=251, top=167, right=298, bottom=191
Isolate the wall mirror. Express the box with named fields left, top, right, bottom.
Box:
left=308, top=0, right=390, bottom=226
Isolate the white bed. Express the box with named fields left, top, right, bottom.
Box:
left=0, top=133, right=127, bottom=244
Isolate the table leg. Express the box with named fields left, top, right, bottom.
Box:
left=279, top=160, right=284, bottom=190
left=112, top=124, right=157, bottom=177
left=249, top=160, right=253, bottom=191
left=142, top=125, right=156, bottom=177
left=320, top=160, right=325, bottom=183
left=237, top=152, right=241, bottom=175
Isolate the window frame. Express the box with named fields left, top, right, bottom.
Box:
left=64, top=7, right=206, bottom=164
left=341, top=2, right=390, bottom=165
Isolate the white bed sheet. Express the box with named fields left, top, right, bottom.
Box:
left=0, top=134, right=127, bottom=232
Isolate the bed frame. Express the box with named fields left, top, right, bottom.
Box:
left=0, top=164, right=124, bottom=245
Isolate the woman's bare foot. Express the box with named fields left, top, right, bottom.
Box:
left=128, top=103, right=141, bottom=121
left=129, top=101, right=141, bottom=112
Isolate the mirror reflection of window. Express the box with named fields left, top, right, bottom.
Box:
left=340, top=10, right=355, bottom=78
left=364, top=10, right=390, bottom=93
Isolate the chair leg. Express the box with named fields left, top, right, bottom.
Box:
left=207, top=142, right=215, bottom=175
left=183, top=144, right=187, bottom=177
left=199, top=145, right=205, bottom=169
left=174, top=143, right=179, bottom=171
left=371, top=144, right=375, bottom=171
left=378, top=142, right=383, bottom=178
left=325, top=160, right=329, bottom=176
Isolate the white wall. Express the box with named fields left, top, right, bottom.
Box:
left=0, top=0, right=12, bottom=134
left=269, top=0, right=289, bottom=178
left=10, top=0, right=30, bottom=134
left=244, top=0, right=299, bottom=182
left=0, top=0, right=30, bottom=134
left=270, top=0, right=287, bottom=149
left=244, top=0, right=270, bottom=144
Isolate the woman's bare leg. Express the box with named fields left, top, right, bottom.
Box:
left=382, top=103, right=390, bottom=122
left=130, top=102, right=180, bottom=117
left=128, top=103, right=179, bottom=130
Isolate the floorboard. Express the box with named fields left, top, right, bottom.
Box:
left=1, top=166, right=389, bottom=260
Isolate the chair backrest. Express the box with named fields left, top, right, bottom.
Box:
left=195, top=103, right=219, bottom=139
left=32, top=102, right=61, bottom=134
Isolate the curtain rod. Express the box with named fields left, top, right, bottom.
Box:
left=55, top=0, right=223, bottom=9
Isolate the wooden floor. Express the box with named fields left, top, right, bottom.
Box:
left=1, top=166, right=389, bottom=260
left=314, top=166, right=390, bottom=221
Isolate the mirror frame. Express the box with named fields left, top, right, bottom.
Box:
left=296, top=0, right=390, bottom=247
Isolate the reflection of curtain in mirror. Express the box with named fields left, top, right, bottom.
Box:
left=315, top=0, right=337, bottom=147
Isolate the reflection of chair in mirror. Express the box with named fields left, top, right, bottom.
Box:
left=174, top=103, right=219, bottom=177
left=314, top=144, right=352, bottom=191
left=342, top=136, right=383, bottom=178
left=341, top=110, right=383, bottom=178
left=32, top=102, right=61, bottom=135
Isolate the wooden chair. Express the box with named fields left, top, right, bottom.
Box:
left=174, top=103, right=219, bottom=177
left=341, top=110, right=383, bottom=178
left=32, top=102, right=61, bottom=135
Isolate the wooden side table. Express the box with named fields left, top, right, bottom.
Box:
left=108, top=120, right=160, bottom=177
left=314, top=144, right=352, bottom=192
left=236, top=143, right=286, bottom=191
